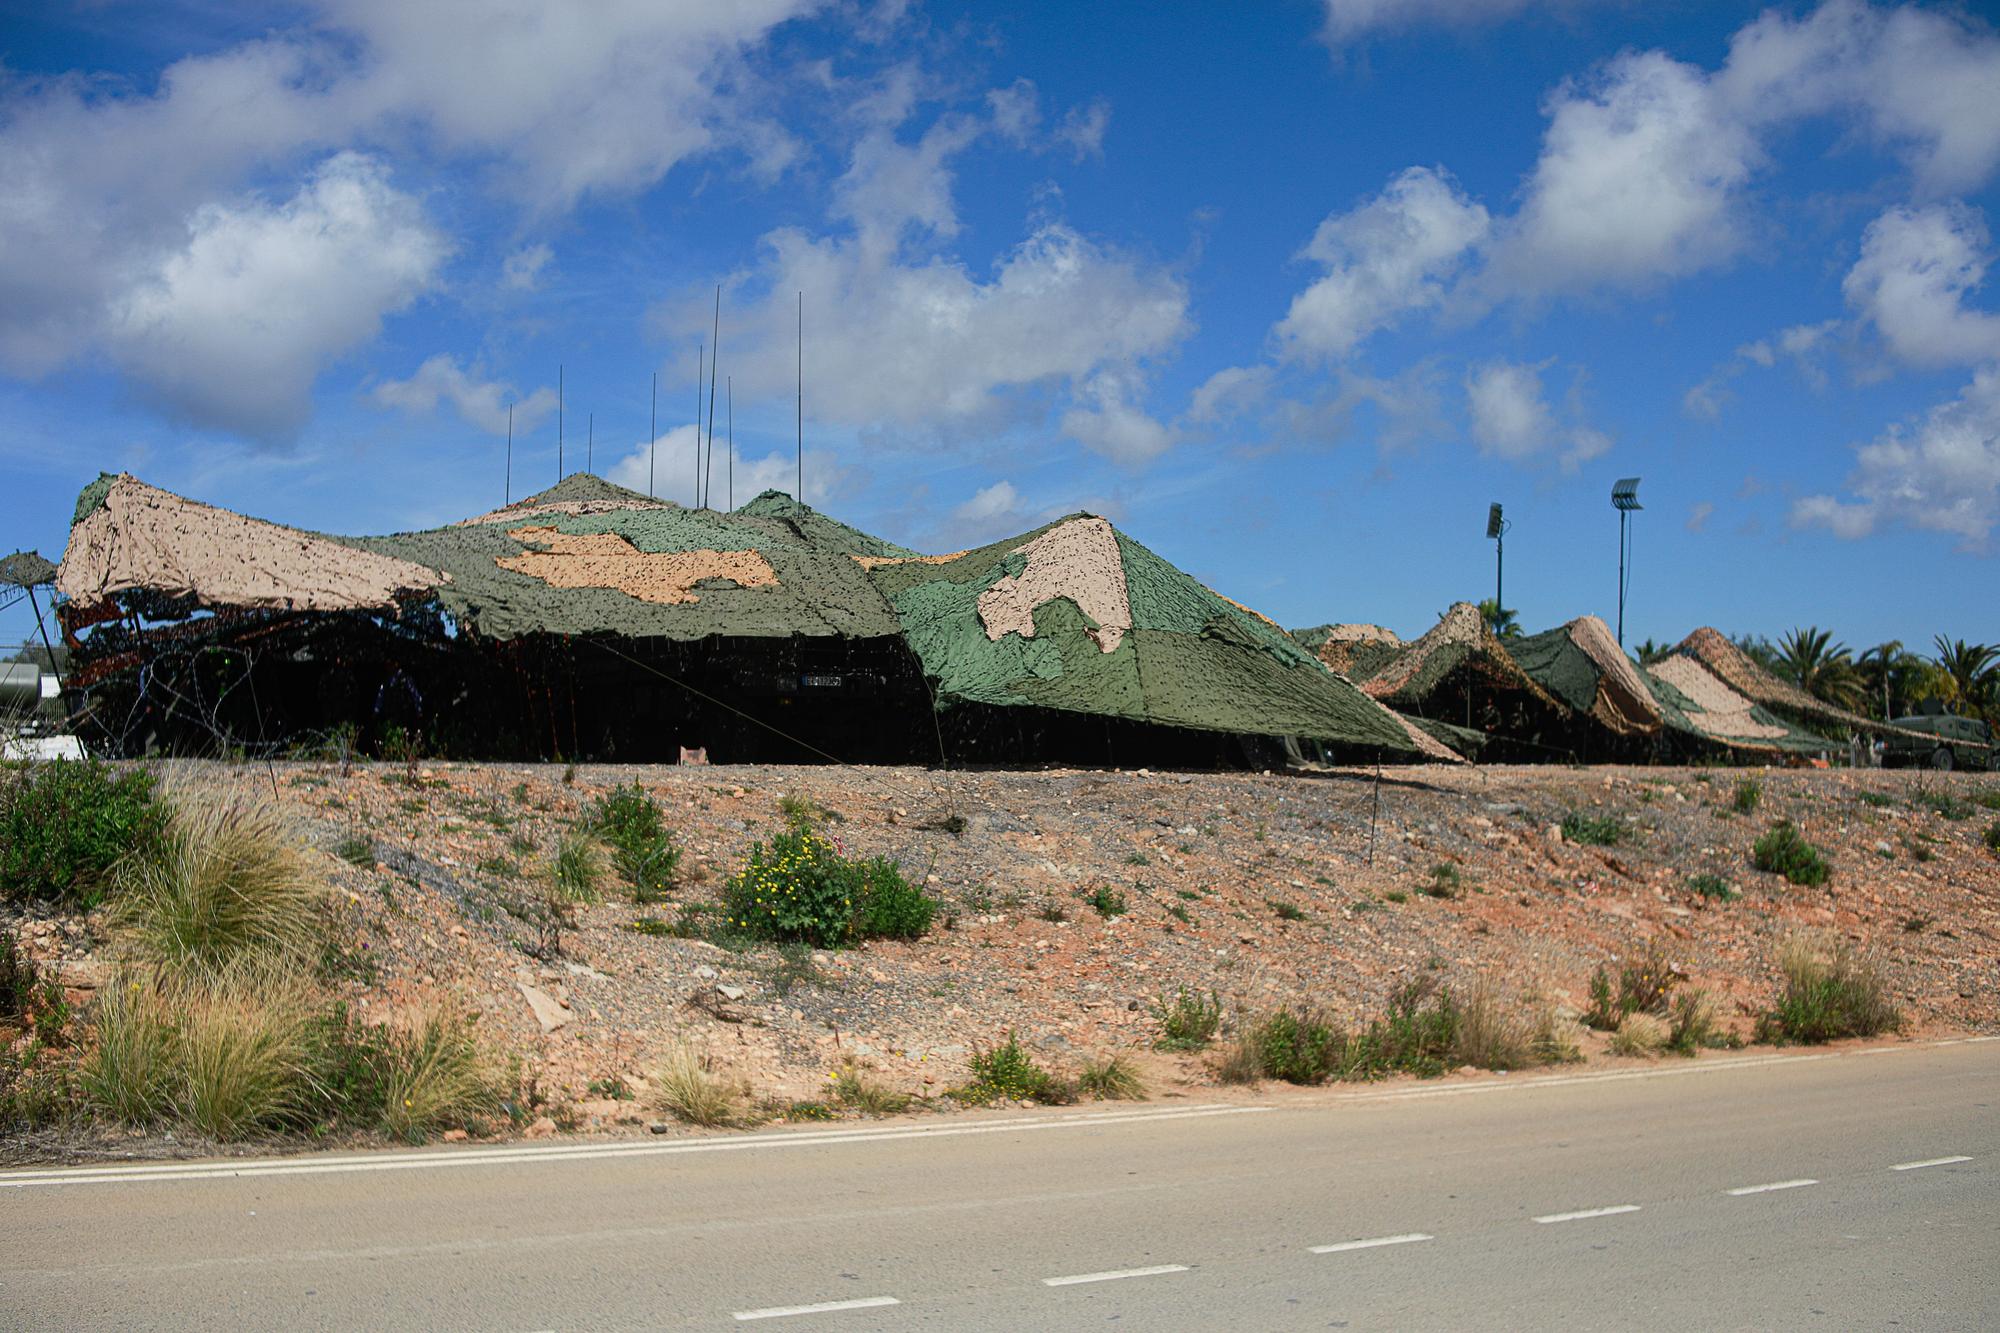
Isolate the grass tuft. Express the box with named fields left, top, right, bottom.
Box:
left=831, top=1061, right=911, bottom=1115
left=551, top=831, right=602, bottom=903
left=1609, top=1011, right=1669, bottom=1057
left=959, top=1031, right=1071, bottom=1104
left=1077, top=1053, right=1147, bottom=1101
left=653, top=1042, right=737, bottom=1127
left=1150, top=987, right=1223, bottom=1052
left=1752, top=819, right=1830, bottom=886
left=1756, top=933, right=1900, bottom=1044
left=1561, top=811, right=1628, bottom=846
left=1731, top=778, right=1763, bottom=815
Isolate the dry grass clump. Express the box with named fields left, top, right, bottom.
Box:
left=1077, top=1053, right=1148, bottom=1101
left=375, top=1008, right=502, bottom=1143
left=831, top=1060, right=912, bottom=1116
left=173, top=966, right=319, bottom=1139
left=1609, top=1011, right=1670, bottom=1057
left=1756, top=932, right=1900, bottom=1044
left=115, top=784, right=327, bottom=974
left=78, top=974, right=176, bottom=1125
left=654, top=1042, right=738, bottom=1127
left=1451, top=979, right=1535, bottom=1072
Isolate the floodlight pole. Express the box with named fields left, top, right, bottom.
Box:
left=1611, top=477, right=1642, bottom=647
left=1617, top=507, right=1627, bottom=645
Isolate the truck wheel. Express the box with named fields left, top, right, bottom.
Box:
left=1929, top=746, right=1955, bottom=771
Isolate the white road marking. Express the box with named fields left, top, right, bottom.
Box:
left=1043, top=1264, right=1190, bottom=1287
left=1891, top=1155, right=1972, bottom=1171
left=1533, top=1205, right=1641, bottom=1224
left=1310, top=1233, right=1434, bottom=1254
left=733, top=1297, right=900, bottom=1321
left=0, top=1104, right=1268, bottom=1190
left=1726, top=1179, right=1818, bottom=1195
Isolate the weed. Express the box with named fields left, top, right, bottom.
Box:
left=589, top=783, right=681, bottom=901
left=117, top=785, right=329, bottom=975
left=586, top=1077, right=634, bottom=1101
left=1731, top=778, right=1763, bottom=815
left=1609, top=1011, right=1669, bottom=1057
left=1124, top=851, right=1150, bottom=866
left=1529, top=1002, right=1584, bottom=1065
left=1561, top=811, right=1628, bottom=846
left=1151, top=987, right=1223, bottom=1051
left=174, top=969, right=319, bottom=1139
left=1984, top=820, right=2000, bottom=854
left=721, top=827, right=934, bottom=947
left=1168, top=903, right=1192, bottom=924
left=960, top=1031, right=1070, bottom=1104
left=1174, top=888, right=1200, bottom=901
left=778, top=793, right=832, bottom=827
left=1665, top=989, right=1734, bottom=1056
left=626, top=916, right=677, bottom=937
left=79, top=976, right=175, bottom=1125
left=373, top=1009, right=501, bottom=1143
left=1038, top=901, right=1068, bottom=923
left=1752, top=819, right=1831, bottom=886
left=1756, top=933, right=1900, bottom=1044
left=1911, top=783, right=1971, bottom=821
left=784, top=1100, right=837, bottom=1122
left=1858, top=791, right=1895, bottom=808
left=1421, top=862, right=1464, bottom=899
left=1, top=759, right=165, bottom=907
left=1451, top=979, right=1534, bottom=1071
left=831, top=1061, right=911, bottom=1115
left=1083, top=885, right=1128, bottom=919
left=1686, top=873, right=1738, bottom=901
left=653, top=1042, right=737, bottom=1127
left=1240, top=1007, right=1344, bottom=1084
left=1269, top=899, right=1307, bottom=921
left=551, top=831, right=602, bottom=902
left=508, top=833, right=538, bottom=857
left=1340, top=978, right=1460, bottom=1080
left=1078, top=1054, right=1147, bottom=1101
left=1584, top=942, right=1682, bottom=1032
left=1382, top=890, right=1409, bottom=904
left=334, top=834, right=374, bottom=869
left=476, top=855, right=516, bottom=878
left=1975, top=789, right=2000, bottom=812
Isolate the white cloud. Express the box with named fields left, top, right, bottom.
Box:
left=1686, top=500, right=1714, bottom=532
left=1276, top=167, right=1489, bottom=360
left=374, top=354, right=557, bottom=435
left=1056, top=99, right=1111, bottom=160
left=501, top=243, right=553, bottom=291
left=1842, top=202, right=2000, bottom=370
left=945, top=480, right=1037, bottom=544
left=1060, top=369, right=1177, bottom=465
left=1320, top=0, right=1604, bottom=45
left=1464, top=358, right=1608, bottom=468
left=107, top=152, right=448, bottom=440
left=602, top=428, right=854, bottom=510
left=1684, top=318, right=1842, bottom=418
left=1793, top=365, right=2000, bottom=548
left=1485, top=51, right=1760, bottom=295
left=1189, top=365, right=1274, bottom=423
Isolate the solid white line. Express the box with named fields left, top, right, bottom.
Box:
left=1533, top=1205, right=1641, bottom=1224
left=1310, top=1233, right=1434, bottom=1254
left=1043, top=1264, right=1190, bottom=1287
left=0, top=1104, right=1270, bottom=1190
left=1726, top=1179, right=1818, bottom=1195
left=733, top=1296, right=900, bottom=1321
left=1891, top=1155, right=1972, bottom=1171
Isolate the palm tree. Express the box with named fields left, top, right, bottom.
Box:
left=1931, top=637, right=1999, bottom=717
left=1733, top=633, right=1781, bottom=673
left=1632, top=638, right=1668, bottom=665
left=1476, top=598, right=1521, bottom=638
left=1856, top=640, right=1910, bottom=720
left=1776, top=626, right=1863, bottom=709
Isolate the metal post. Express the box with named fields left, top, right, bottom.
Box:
left=505, top=402, right=512, bottom=505
left=1617, top=509, right=1626, bottom=646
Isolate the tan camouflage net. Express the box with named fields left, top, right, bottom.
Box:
left=495, top=527, right=778, bottom=606
left=1647, top=654, right=1790, bottom=740
left=976, top=517, right=1133, bottom=654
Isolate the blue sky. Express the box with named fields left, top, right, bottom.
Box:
left=3, top=0, right=1998, bottom=655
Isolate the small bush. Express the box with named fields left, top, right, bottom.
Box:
left=1, top=928, right=36, bottom=1022
left=1687, top=873, right=1738, bottom=901
left=1584, top=943, right=1681, bottom=1030
left=551, top=831, right=602, bottom=902
left=831, top=1061, right=911, bottom=1115
left=1858, top=790, right=1895, bottom=808
left=1269, top=899, right=1307, bottom=921
left=654, top=1042, right=737, bottom=1126
left=1609, top=1012, right=1669, bottom=1057
left=1083, top=885, right=1128, bottom=919
left=1666, top=989, right=1731, bottom=1056
left=117, top=785, right=328, bottom=975
left=1451, top=980, right=1533, bottom=1071
left=79, top=976, right=176, bottom=1125
left=589, top=783, right=681, bottom=901
left=1342, top=978, right=1459, bottom=1080
left=720, top=827, right=935, bottom=947
left=1422, top=863, right=1462, bottom=898
left=174, top=971, right=318, bottom=1139
left=1, top=760, right=164, bottom=907
left=1243, top=1008, right=1344, bottom=1084
left=1078, top=1054, right=1147, bottom=1101
left=1752, top=819, right=1830, bottom=886
left=1756, top=933, right=1900, bottom=1044
left=334, top=834, right=374, bottom=869
left=960, top=1031, right=1069, bottom=1104
left=1561, top=811, right=1628, bottom=846
left=1529, top=1002, right=1584, bottom=1065
left=1151, top=987, right=1223, bottom=1051
left=1984, top=820, right=2000, bottom=854
left=778, top=793, right=833, bottom=827
left=1731, top=778, right=1763, bottom=815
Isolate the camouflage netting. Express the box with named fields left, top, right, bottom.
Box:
left=1363, top=603, right=1564, bottom=711
left=56, top=474, right=1418, bottom=758
left=1505, top=615, right=1663, bottom=737
left=1642, top=656, right=1830, bottom=755
left=867, top=515, right=1418, bottom=750
left=0, top=550, right=57, bottom=588
left=1291, top=623, right=1405, bottom=681
left=1669, top=628, right=1888, bottom=738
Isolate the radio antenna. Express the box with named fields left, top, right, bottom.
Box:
left=557, top=364, right=564, bottom=482
left=693, top=343, right=702, bottom=507
left=796, top=290, right=804, bottom=504
left=505, top=401, right=513, bottom=504
left=704, top=284, right=720, bottom=509
left=727, top=375, right=734, bottom=511
left=648, top=372, right=657, bottom=499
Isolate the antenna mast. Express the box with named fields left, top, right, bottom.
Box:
left=693, top=343, right=702, bottom=507
left=727, top=376, right=734, bottom=511
left=505, top=401, right=513, bottom=504
left=648, top=372, right=657, bottom=499
left=796, top=290, right=803, bottom=504
left=704, top=285, right=720, bottom=509
left=557, top=364, right=564, bottom=481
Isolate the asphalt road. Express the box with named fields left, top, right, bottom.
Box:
left=3, top=1040, right=1995, bottom=1331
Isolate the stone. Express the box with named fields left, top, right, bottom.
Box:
left=524, top=1116, right=557, bottom=1139
left=517, top=982, right=573, bottom=1033
left=649, top=1121, right=671, bottom=1134
left=694, top=964, right=719, bottom=980
left=716, top=984, right=747, bottom=1002
left=441, top=1129, right=468, bottom=1143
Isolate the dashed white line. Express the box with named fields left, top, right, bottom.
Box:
left=1043, top=1265, right=1190, bottom=1287
left=1533, top=1204, right=1641, bottom=1224
left=733, top=1296, right=901, bottom=1321
left=1891, top=1155, right=1972, bottom=1171
left=1310, top=1233, right=1435, bottom=1254
left=1726, top=1179, right=1818, bottom=1196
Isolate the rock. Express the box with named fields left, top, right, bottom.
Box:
left=694, top=965, right=719, bottom=980
left=1544, top=824, right=1564, bottom=843
left=441, top=1129, right=468, bottom=1143
left=524, top=1116, right=557, bottom=1139
left=1484, top=802, right=1527, bottom=817
left=55, top=959, right=108, bottom=991
left=517, top=982, right=573, bottom=1033
left=649, top=1121, right=671, bottom=1134
left=716, top=984, right=747, bottom=1002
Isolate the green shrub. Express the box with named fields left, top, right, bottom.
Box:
left=1083, top=884, right=1128, bottom=918
left=1269, top=899, right=1307, bottom=921
left=960, top=1031, right=1070, bottom=1104
left=334, top=834, right=374, bottom=869
left=831, top=1061, right=912, bottom=1115
left=1756, top=934, right=1900, bottom=1044
left=1, top=760, right=164, bottom=907
left=551, top=831, right=602, bottom=902
left=720, top=827, right=935, bottom=947
left=1752, top=819, right=1830, bottom=886
left=1341, top=978, right=1460, bottom=1080
left=116, top=786, right=329, bottom=976
left=1858, top=791, right=1895, bottom=808
left=1242, top=1008, right=1344, bottom=1084
left=1666, top=989, right=1734, bottom=1055
left=1687, top=873, right=1738, bottom=900
left=1731, top=779, right=1763, bottom=815
left=590, top=783, right=681, bottom=901
left=1583, top=943, right=1681, bottom=1030
left=1984, top=819, right=2000, bottom=854
left=1151, top=987, right=1223, bottom=1051
left=1561, top=811, right=1628, bottom=846
left=0, top=928, right=36, bottom=1022
left=1078, top=1054, right=1146, bottom=1100
left=1422, top=863, right=1463, bottom=898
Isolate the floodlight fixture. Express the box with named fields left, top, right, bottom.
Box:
left=1486, top=502, right=1504, bottom=540
left=1610, top=477, right=1642, bottom=645
left=1485, top=502, right=1509, bottom=620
